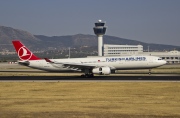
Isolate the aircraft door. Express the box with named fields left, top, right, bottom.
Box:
left=148, top=57, right=153, bottom=65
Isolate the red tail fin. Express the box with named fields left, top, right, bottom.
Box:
left=12, top=40, right=41, bottom=61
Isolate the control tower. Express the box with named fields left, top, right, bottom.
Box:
left=93, top=20, right=107, bottom=56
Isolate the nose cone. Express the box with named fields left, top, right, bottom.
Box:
left=162, top=60, right=167, bottom=65
left=160, top=60, right=167, bottom=65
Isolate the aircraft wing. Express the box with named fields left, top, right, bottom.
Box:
left=44, top=58, right=96, bottom=69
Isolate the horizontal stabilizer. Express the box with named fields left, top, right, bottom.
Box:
left=44, top=58, right=54, bottom=63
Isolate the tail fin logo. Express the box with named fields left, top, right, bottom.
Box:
left=18, top=46, right=32, bottom=60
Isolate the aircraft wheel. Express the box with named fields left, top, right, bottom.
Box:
left=81, top=74, right=85, bottom=77
left=85, top=74, right=89, bottom=78
left=90, top=73, right=94, bottom=77
left=81, top=73, right=94, bottom=78
left=148, top=69, right=151, bottom=75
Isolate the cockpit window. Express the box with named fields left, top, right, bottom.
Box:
left=158, top=58, right=162, bottom=60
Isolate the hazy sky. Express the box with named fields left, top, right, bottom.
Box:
left=0, top=0, right=180, bottom=46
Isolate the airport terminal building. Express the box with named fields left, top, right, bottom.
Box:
left=104, top=44, right=180, bottom=64
left=104, top=44, right=143, bottom=56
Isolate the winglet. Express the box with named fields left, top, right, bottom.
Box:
left=44, top=58, right=54, bottom=63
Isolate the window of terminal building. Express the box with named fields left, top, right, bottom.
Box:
left=175, top=57, right=178, bottom=59
left=171, top=57, right=174, bottom=59
left=167, top=57, right=170, bottom=59
left=162, top=57, right=165, bottom=59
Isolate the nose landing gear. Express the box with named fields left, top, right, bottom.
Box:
left=148, top=69, right=151, bottom=75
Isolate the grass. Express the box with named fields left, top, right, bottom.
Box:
left=0, top=71, right=81, bottom=76
left=117, top=68, right=180, bottom=74
left=0, top=82, right=180, bottom=118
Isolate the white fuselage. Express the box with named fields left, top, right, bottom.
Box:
left=21, top=56, right=166, bottom=72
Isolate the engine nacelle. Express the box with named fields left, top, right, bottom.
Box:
left=92, top=67, right=111, bottom=75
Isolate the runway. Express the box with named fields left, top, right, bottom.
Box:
left=0, top=75, right=180, bottom=82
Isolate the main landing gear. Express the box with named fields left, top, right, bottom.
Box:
left=81, top=73, right=94, bottom=78
left=81, top=69, right=94, bottom=78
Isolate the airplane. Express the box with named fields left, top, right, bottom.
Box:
left=12, top=40, right=166, bottom=77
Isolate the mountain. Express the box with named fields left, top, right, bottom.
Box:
left=35, top=34, right=180, bottom=51
left=0, top=26, right=42, bottom=51
left=34, top=34, right=98, bottom=48
left=0, top=25, right=180, bottom=52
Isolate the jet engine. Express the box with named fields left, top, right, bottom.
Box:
left=92, top=67, right=111, bottom=75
